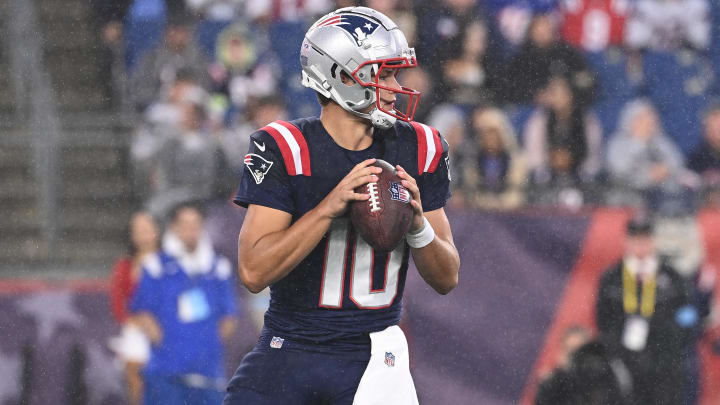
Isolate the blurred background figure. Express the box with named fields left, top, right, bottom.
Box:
left=689, top=102, right=720, bottom=207
left=207, top=23, right=279, bottom=129
left=684, top=261, right=717, bottom=405
left=398, top=66, right=434, bottom=122
left=366, top=0, right=416, bottom=46
left=108, top=211, right=160, bottom=405
left=129, top=203, right=238, bottom=405
left=524, top=75, right=602, bottom=207
left=453, top=106, right=527, bottom=210
left=559, top=0, right=628, bottom=53
left=535, top=326, right=631, bottom=405
left=438, top=19, right=503, bottom=106
left=595, top=217, right=698, bottom=405
left=415, top=0, right=484, bottom=83
left=90, top=0, right=132, bottom=108
left=607, top=99, right=698, bottom=215
left=130, top=10, right=210, bottom=112
left=217, top=95, right=287, bottom=177
left=625, top=0, right=710, bottom=52
left=185, top=0, right=245, bottom=59
left=503, top=11, right=597, bottom=106
left=130, top=80, right=228, bottom=218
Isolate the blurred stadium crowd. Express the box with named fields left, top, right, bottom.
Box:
left=89, top=0, right=720, bottom=220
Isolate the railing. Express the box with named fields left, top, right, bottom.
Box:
left=6, top=0, right=63, bottom=260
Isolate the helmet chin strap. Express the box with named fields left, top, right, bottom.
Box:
left=323, top=78, right=397, bottom=129
left=369, top=108, right=396, bottom=129
left=341, top=104, right=396, bottom=130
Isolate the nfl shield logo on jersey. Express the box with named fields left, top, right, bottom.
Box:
left=270, top=336, right=285, bottom=349
left=384, top=352, right=395, bottom=367
left=388, top=182, right=411, bottom=203
left=244, top=153, right=274, bottom=185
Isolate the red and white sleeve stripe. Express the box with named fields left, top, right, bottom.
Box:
left=410, top=122, right=443, bottom=175
left=260, top=120, right=311, bottom=176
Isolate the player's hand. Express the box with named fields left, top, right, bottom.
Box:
left=396, top=165, right=424, bottom=232
left=318, top=158, right=382, bottom=218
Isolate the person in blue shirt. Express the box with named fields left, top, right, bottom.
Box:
left=130, top=203, right=238, bottom=405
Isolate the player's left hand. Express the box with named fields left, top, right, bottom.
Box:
left=396, top=165, right=424, bottom=233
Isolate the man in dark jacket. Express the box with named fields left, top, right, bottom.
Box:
left=502, top=12, right=597, bottom=107
left=595, top=217, right=695, bottom=405
left=688, top=103, right=720, bottom=206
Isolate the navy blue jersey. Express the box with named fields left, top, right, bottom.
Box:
left=233, top=117, right=450, bottom=348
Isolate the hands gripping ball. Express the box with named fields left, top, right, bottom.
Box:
left=350, top=159, right=413, bottom=251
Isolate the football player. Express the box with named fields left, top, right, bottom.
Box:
left=224, top=6, right=460, bottom=405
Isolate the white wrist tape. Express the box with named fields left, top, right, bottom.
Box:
left=406, top=217, right=435, bottom=249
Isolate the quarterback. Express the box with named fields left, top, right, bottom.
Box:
left=224, top=6, right=460, bottom=405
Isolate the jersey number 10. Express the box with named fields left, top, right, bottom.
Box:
left=319, top=219, right=404, bottom=309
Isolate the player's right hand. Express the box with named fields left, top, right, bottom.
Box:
left=317, top=158, right=382, bottom=218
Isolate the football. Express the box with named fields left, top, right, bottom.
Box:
left=350, top=159, right=414, bottom=251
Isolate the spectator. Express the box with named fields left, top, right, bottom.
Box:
left=399, top=66, right=434, bottom=122
left=110, top=211, right=160, bottom=324
left=559, top=0, right=629, bottom=53
left=244, top=0, right=331, bottom=24
left=502, top=12, right=596, bottom=106
left=684, top=262, right=716, bottom=405
left=124, top=0, right=168, bottom=71
left=130, top=11, right=209, bottom=111
left=555, top=326, right=592, bottom=371
left=535, top=326, right=631, bottom=405
left=487, top=0, right=553, bottom=54
left=524, top=75, right=603, bottom=186
left=427, top=103, right=466, bottom=162
left=439, top=20, right=504, bottom=106
left=130, top=83, right=227, bottom=218
left=595, top=217, right=695, bottom=405
left=90, top=0, right=132, bottom=108
left=130, top=203, right=238, bottom=405
left=625, top=0, right=710, bottom=52
left=207, top=23, right=279, bottom=127
left=186, top=0, right=245, bottom=57
left=536, top=339, right=630, bottom=405
left=366, top=0, right=417, bottom=45
left=108, top=211, right=159, bottom=405
left=454, top=106, right=527, bottom=210
left=688, top=103, right=720, bottom=205
left=607, top=99, right=697, bottom=214
left=414, top=0, right=485, bottom=80
left=219, top=95, right=288, bottom=175
left=142, top=69, right=202, bottom=129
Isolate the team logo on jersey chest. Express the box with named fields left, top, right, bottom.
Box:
left=244, top=153, right=273, bottom=184
left=388, top=182, right=411, bottom=203
left=384, top=352, right=395, bottom=367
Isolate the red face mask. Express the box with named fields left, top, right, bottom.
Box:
left=351, top=56, right=421, bottom=122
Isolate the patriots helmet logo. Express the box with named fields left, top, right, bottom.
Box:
left=244, top=153, right=273, bottom=185
left=388, top=181, right=411, bottom=203
left=316, top=14, right=380, bottom=46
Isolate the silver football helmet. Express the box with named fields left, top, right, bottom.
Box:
left=300, top=7, right=421, bottom=129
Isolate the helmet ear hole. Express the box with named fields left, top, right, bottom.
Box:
left=330, top=63, right=338, bottom=79
left=339, top=71, right=355, bottom=86
left=365, top=90, right=371, bottom=100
